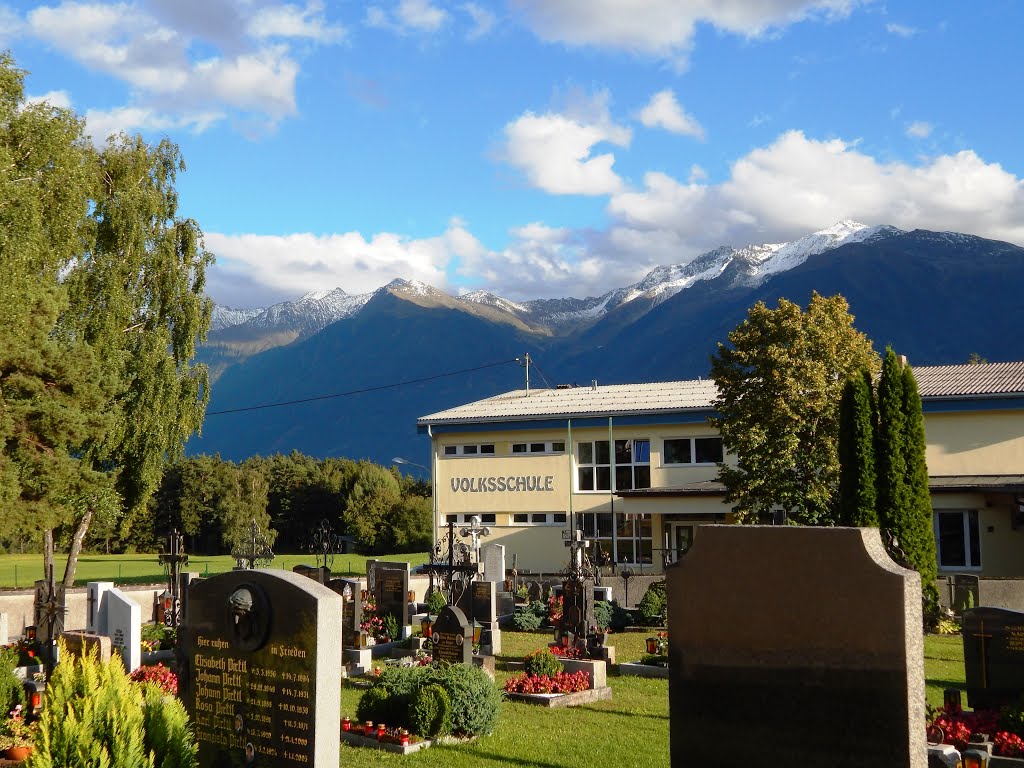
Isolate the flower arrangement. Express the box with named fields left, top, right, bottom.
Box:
left=128, top=664, right=178, bottom=696
left=0, top=705, right=36, bottom=751
left=550, top=644, right=583, bottom=659
left=360, top=600, right=389, bottom=644
left=504, top=671, right=589, bottom=695
left=5, top=639, right=41, bottom=667
left=927, top=702, right=1024, bottom=756
left=546, top=595, right=563, bottom=625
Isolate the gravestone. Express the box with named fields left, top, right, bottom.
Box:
left=430, top=605, right=472, bottom=665
left=107, top=587, right=141, bottom=673
left=372, top=565, right=410, bottom=631
left=61, top=631, right=112, bottom=664
left=559, top=576, right=593, bottom=640
left=953, top=574, right=980, bottom=613
left=668, top=525, right=925, bottom=768
left=292, top=565, right=331, bottom=584
left=325, top=578, right=360, bottom=650
left=962, top=606, right=1024, bottom=710
left=33, top=578, right=66, bottom=644
left=181, top=569, right=342, bottom=768
left=496, top=591, right=516, bottom=618
left=86, top=581, right=115, bottom=633
left=526, top=581, right=542, bottom=603
left=471, top=580, right=501, bottom=654
left=482, top=543, right=506, bottom=584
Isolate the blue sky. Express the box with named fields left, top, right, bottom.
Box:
left=3, top=1, right=1023, bottom=308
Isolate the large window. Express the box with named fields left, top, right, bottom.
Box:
left=512, top=441, right=565, bottom=454
left=935, top=510, right=981, bottom=569
left=576, top=439, right=650, bottom=492
left=663, top=437, right=723, bottom=465
left=576, top=512, right=652, bottom=565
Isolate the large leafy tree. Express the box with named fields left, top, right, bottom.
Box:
left=0, top=52, right=213, bottom=583
left=709, top=293, right=879, bottom=525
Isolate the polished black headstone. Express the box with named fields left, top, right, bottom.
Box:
left=181, top=569, right=342, bottom=768
left=471, top=580, right=496, bottom=624
left=963, top=606, right=1024, bottom=709
left=559, top=576, right=594, bottom=638
left=431, top=605, right=472, bottom=665
left=373, top=565, right=409, bottom=629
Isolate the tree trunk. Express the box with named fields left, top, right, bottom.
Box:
left=43, top=529, right=54, bottom=581
left=62, top=507, right=94, bottom=588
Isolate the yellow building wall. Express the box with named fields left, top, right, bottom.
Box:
left=924, top=410, right=1024, bottom=476
left=932, top=492, right=1024, bottom=577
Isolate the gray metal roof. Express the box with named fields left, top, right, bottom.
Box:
left=913, top=361, right=1024, bottom=398
left=419, top=361, right=1024, bottom=426
left=927, top=475, right=1024, bottom=493
left=417, top=379, right=719, bottom=425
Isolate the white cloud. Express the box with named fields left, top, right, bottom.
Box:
left=84, top=105, right=224, bottom=144
left=25, top=90, right=73, bottom=110
left=12, top=1, right=343, bottom=136
left=248, top=1, right=346, bottom=43
left=463, top=2, right=496, bottom=39
left=637, top=89, right=704, bottom=138
left=906, top=121, right=932, bottom=139
left=501, top=94, right=632, bottom=196
left=366, top=0, right=449, bottom=34
left=512, top=0, right=861, bottom=65
left=606, top=129, right=1024, bottom=255
left=886, top=22, right=918, bottom=37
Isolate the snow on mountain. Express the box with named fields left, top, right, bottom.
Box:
left=208, top=221, right=906, bottom=338
left=210, top=305, right=264, bottom=331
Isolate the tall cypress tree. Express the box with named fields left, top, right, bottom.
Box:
left=900, top=363, right=938, bottom=592
left=876, top=348, right=908, bottom=532
left=836, top=371, right=878, bottom=527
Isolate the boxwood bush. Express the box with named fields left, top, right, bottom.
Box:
left=410, top=683, right=452, bottom=738
left=523, top=648, right=563, bottom=678
left=637, top=581, right=667, bottom=626
left=355, top=662, right=501, bottom=737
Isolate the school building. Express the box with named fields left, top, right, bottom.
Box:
left=415, top=361, right=1024, bottom=579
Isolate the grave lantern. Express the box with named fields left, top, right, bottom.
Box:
left=25, top=626, right=36, bottom=641
left=342, top=717, right=351, bottom=732
left=472, top=620, right=482, bottom=646
left=421, top=616, right=433, bottom=638
left=962, top=749, right=990, bottom=768
left=646, top=637, right=660, bottom=654
left=408, top=589, right=416, bottom=603
left=360, top=589, right=368, bottom=602
left=342, top=583, right=352, bottom=601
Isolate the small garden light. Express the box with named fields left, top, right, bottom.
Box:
left=962, top=749, right=989, bottom=768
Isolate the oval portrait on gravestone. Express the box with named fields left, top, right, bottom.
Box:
left=225, top=583, right=272, bottom=652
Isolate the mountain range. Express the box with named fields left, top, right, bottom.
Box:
left=191, top=221, right=1024, bottom=466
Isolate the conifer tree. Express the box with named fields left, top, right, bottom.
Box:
left=875, top=348, right=908, bottom=532
left=900, top=362, right=939, bottom=593
left=836, top=371, right=878, bottom=527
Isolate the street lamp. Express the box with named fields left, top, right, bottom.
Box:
left=392, top=456, right=429, bottom=472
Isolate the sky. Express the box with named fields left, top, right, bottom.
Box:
left=3, top=0, right=1023, bottom=308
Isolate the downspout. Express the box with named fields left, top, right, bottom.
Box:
left=567, top=419, right=574, bottom=541
left=608, top=416, right=615, bottom=564
left=429, top=424, right=438, bottom=549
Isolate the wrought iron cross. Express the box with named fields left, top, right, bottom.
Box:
left=157, top=529, right=188, bottom=628
left=309, top=519, right=340, bottom=571
left=232, top=520, right=275, bottom=570
left=35, top=564, right=65, bottom=679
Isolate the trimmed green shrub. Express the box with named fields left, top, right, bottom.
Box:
left=355, top=685, right=394, bottom=725
left=638, top=581, right=667, bottom=626
left=425, top=589, right=447, bottom=616
left=523, top=648, right=563, bottom=679
left=381, top=613, right=399, bottom=643
left=512, top=606, right=542, bottom=631
left=423, top=663, right=501, bottom=737
left=608, top=600, right=632, bottom=632
left=409, top=684, right=451, bottom=738
left=141, top=685, right=198, bottom=768
left=592, top=601, right=613, bottom=632
left=0, top=647, right=26, bottom=715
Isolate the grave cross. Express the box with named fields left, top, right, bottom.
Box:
left=972, top=619, right=993, bottom=689
left=231, top=520, right=275, bottom=570
left=309, top=519, right=340, bottom=571
left=459, top=515, right=491, bottom=562
left=34, top=564, right=65, bottom=679
left=157, top=529, right=188, bottom=628
left=427, top=521, right=479, bottom=604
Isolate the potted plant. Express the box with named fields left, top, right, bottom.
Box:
left=0, top=704, right=36, bottom=761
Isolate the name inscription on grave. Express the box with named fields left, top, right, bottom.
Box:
left=1008, top=627, right=1024, bottom=652
left=191, top=634, right=314, bottom=764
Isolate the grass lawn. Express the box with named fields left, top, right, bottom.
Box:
left=0, top=552, right=429, bottom=589
left=334, top=631, right=965, bottom=767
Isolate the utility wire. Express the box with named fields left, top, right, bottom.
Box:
left=206, top=357, right=521, bottom=416
left=529, top=357, right=556, bottom=390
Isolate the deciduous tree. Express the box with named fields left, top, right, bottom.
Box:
left=709, top=293, right=879, bottom=524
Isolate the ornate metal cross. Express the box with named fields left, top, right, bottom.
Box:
left=231, top=520, right=275, bottom=570
left=157, top=529, right=189, bottom=628
left=309, top=519, right=340, bottom=571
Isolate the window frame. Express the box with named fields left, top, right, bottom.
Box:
left=575, top=438, right=650, bottom=493
left=442, top=443, right=496, bottom=457
left=512, top=441, right=566, bottom=455
left=662, top=436, right=724, bottom=466
left=934, top=509, right=981, bottom=570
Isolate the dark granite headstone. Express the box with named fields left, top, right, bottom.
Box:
left=292, top=564, right=331, bottom=584
left=953, top=574, right=980, bottom=613
left=497, top=591, right=515, bottom=618
left=325, top=578, right=360, bottom=650
left=471, top=580, right=496, bottom=625
left=373, top=565, right=410, bottom=630
left=559, top=576, right=594, bottom=639
left=181, top=569, right=342, bottom=768
left=527, top=581, right=542, bottom=603
left=668, top=526, right=925, bottom=768
left=963, top=606, right=1024, bottom=710
left=430, top=605, right=472, bottom=665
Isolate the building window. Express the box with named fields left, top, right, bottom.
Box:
left=553, top=513, right=567, bottom=523
left=443, top=444, right=495, bottom=457
left=512, top=441, right=565, bottom=454
left=663, top=437, right=723, bottom=465
left=512, top=513, right=528, bottom=523
left=935, top=510, right=981, bottom=569
left=576, top=439, right=650, bottom=492
left=531, top=513, right=548, bottom=523
left=445, top=514, right=459, bottom=523
left=480, top=513, right=496, bottom=524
